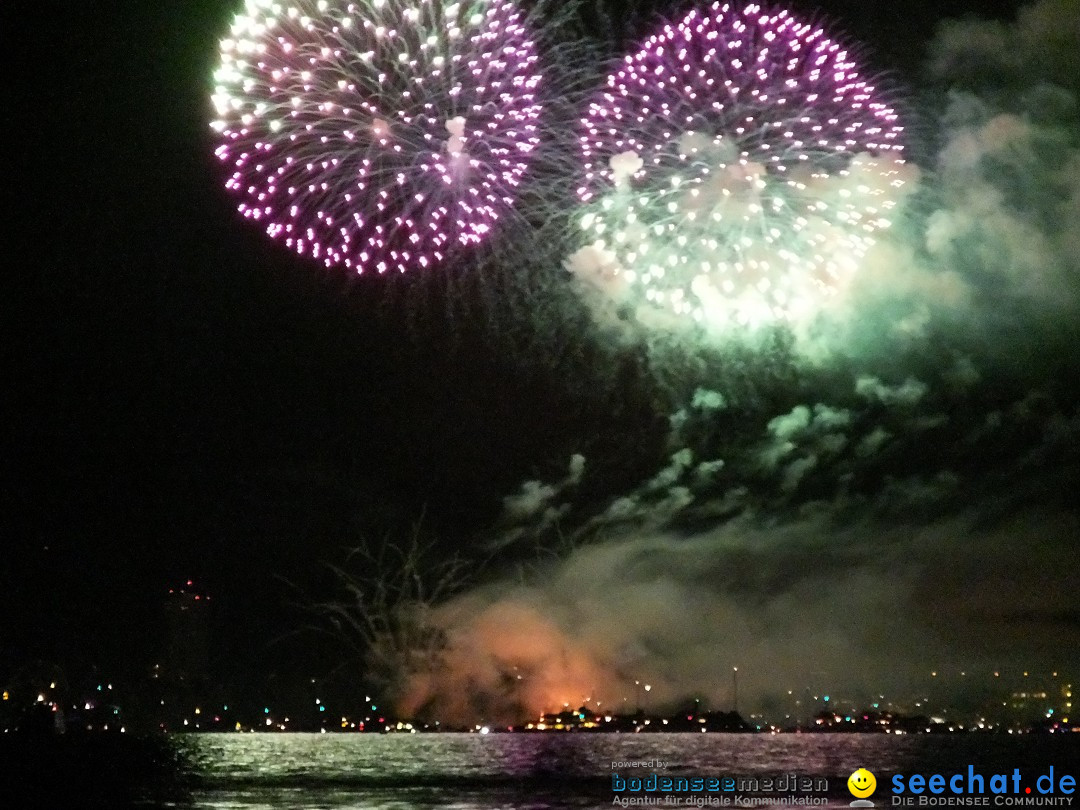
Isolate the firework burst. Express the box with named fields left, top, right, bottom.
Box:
left=567, top=1, right=908, bottom=331
left=211, top=0, right=543, bottom=272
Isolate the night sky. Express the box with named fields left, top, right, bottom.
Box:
left=4, top=0, right=1078, bottom=721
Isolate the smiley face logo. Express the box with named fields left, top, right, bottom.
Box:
left=848, top=768, right=877, bottom=799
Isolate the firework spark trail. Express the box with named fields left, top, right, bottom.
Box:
left=567, top=2, right=910, bottom=331
left=211, top=0, right=543, bottom=272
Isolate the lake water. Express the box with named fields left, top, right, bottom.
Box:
left=173, top=733, right=1080, bottom=810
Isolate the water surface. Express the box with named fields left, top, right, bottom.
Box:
left=175, top=732, right=1080, bottom=810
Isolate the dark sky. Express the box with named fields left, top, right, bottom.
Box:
left=3, top=0, right=1068, bottom=709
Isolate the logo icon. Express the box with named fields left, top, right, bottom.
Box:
left=848, top=768, right=877, bottom=807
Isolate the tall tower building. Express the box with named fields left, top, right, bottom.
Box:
left=164, top=579, right=211, bottom=682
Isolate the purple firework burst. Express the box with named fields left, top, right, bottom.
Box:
left=570, top=2, right=907, bottom=329
left=211, top=0, right=543, bottom=272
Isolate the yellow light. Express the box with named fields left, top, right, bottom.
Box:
left=2, top=691, right=7, bottom=701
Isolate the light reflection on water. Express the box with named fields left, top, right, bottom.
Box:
left=174, top=732, right=1080, bottom=810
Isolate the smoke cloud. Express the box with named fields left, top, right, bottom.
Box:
left=395, top=0, right=1080, bottom=725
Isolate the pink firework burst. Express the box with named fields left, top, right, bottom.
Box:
left=570, top=2, right=908, bottom=329
left=211, top=0, right=543, bottom=273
